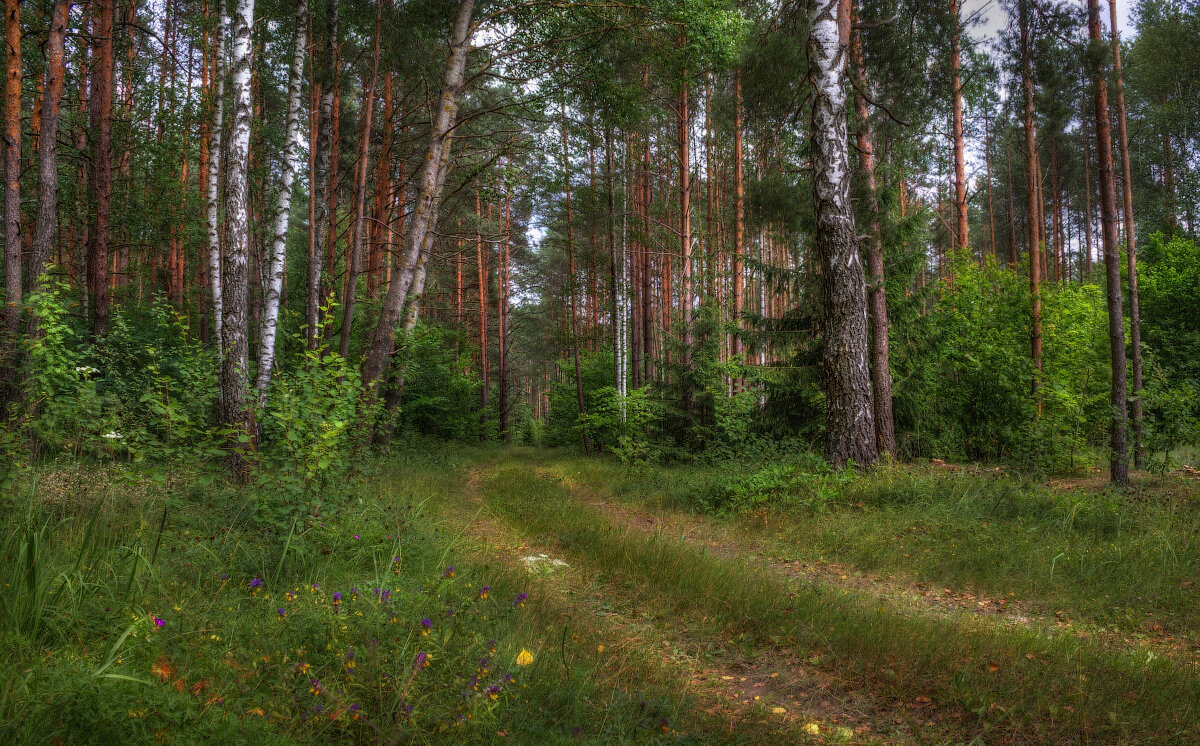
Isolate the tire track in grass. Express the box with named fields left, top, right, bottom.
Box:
left=455, top=460, right=980, bottom=744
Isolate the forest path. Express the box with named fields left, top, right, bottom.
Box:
left=438, top=453, right=977, bottom=744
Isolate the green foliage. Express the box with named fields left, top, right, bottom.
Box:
left=681, top=455, right=856, bottom=515
left=391, top=323, right=481, bottom=442
left=578, top=386, right=664, bottom=464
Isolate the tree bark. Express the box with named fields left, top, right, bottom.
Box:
left=88, top=0, right=115, bottom=336
left=218, top=0, right=255, bottom=440
left=732, top=67, right=745, bottom=390
left=850, top=3, right=896, bottom=458
left=255, top=0, right=308, bottom=400
left=476, top=189, right=489, bottom=440
left=1018, top=0, right=1042, bottom=395
left=1086, top=0, right=1129, bottom=485
left=307, top=0, right=337, bottom=350
left=28, top=0, right=69, bottom=301
left=360, top=0, right=475, bottom=400
left=498, top=171, right=510, bottom=441
left=1109, top=0, right=1143, bottom=468
left=949, top=0, right=968, bottom=253
left=561, top=102, right=590, bottom=453
left=2, top=0, right=21, bottom=341
left=810, top=0, right=877, bottom=468
left=339, top=1, right=382, bottom=358
left=206, top=0, right=228, bottom=353
left=677, top=61, right=694, bottom=413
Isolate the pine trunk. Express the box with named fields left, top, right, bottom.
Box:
left=28, top=0, right=69, bottom=300
left=88, top=0, right=115, bottom=336
left=1087, top=0, right=1129, bottom=486
left=307, top=0, right=337, bottom=349
left=1019, top=0, right=1042, bottom=394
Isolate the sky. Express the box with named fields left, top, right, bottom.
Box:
left=964, top=0, right=1137, bottom=46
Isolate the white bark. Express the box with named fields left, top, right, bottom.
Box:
left=207, top=0, right=228, bottom=355
left=255, top=0, right=307, bottom=400
left=218, top=0, right=254, bottom=428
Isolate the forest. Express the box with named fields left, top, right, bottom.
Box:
left=1, top=0, right=1199, bottom=742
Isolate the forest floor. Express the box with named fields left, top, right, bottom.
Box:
left=4, top=446, right=1200, bottom=744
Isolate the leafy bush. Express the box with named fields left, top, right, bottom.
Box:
left=684, top=454, right=855, bottom=515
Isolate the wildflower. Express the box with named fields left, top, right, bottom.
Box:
left=514, top=592, right=528, bottom=607
left=503, top=673, right=514, bottom=684
left=297, top=662, right=311, bottom=675
left=388, top=611, right=398, bottom=625
left=277, top=608, right=287, bottom=620
left=220, top=573, right=229, bottom=580
left=332, top=592, right=342, bottom=608
left=102, top=431, right=124, bottom=440
left=659, top=718, right=671, bottom=733
left=309, top=678, right=324, bottom=696
left=344, top=647, right=356, bottom=675
left=478, top=586, right=490, bottom=600
left=488, top=640, right=497, bottom=653
left=350, top=587, right=360, bottom=601
left=349, top=703, right=361, bottom=720
left=414, top=652, right=430, bottom=670
left=151, top=616, right=165, bottom=628
left=515, top=649, right=534, bottom=666
left=286, top=591, right=297, bottom=602
left=486, top=684, right=501, bottom=700
left=353, top=534, right=360, bottom=540
left=420, top=618, right=432, bottom=636
left=477, top=658, right=489, bottom=676
left=380, top=589, right=391, bottom=603
left=311, top=583, right=320, bottom=592
left=443, top=566, right=455, bottom=578
left=250, top=577, right=263, bottom=591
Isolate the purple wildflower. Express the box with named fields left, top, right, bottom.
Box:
left=515, top=592, right=528, bottom=607
left=250, top=577, right=263, bottom=588
left=443, top=566, right=455, bottom=578
left=420, top=617, right=433, bottom=635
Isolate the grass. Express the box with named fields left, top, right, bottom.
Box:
left=5, top=444, right=1200, bottom=743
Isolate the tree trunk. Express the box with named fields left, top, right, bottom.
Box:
left=360, top=0, right=474, bottom=399
left=307, top=0, right=337, bottom=349
left=1005, top=130, right=1017, bottom=267
left=87, top=0, right=115, bottom=337
left=810, top=0, right=877, bottom=468
left=28, top=0, right=69, bottom=301
left=850, top=3, right=896, bottom=458
left=1109, top=0, right=1143, bottom=468
left=206, top=1, right=228, bottom=353
left=254, top=0, right=307, bottom=399
left=476, top=190, right=489, bottom=440
left=218, top=0, right=255, bottom=443
left=498, top=171, right=510, bottom=441
left=562, top=102, right=591, bottom=453
left=1081, top=87, right=1093, bottom=275
left=1087, top=0, right=1129, bottom=485
left=2, top=0, right=21, bottom=342
left=339, top=1, right=381, bottom=358
left=949, top=0, right=968, bottom=253
left=732, top=66, right=745, bottom=390
left=677, top=62, right=694, bottom=413
left=1018, top=0, right=1042, bottom=394
left=369, top=21, right=393, bottom=300
left=985, top=117, right=996, bottom=260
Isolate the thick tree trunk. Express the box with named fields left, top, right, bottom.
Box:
left=369, top=32, right=393, bottom=299
left=207, top=0, right=228, bottom=353
left=339, top=2, right=382, bottom=358
left=218, top=0, right=255, bottom=439
left=1087, top=0, right=1129, bottom=486
left=810, top=0, right=877, bottom=468
left=1109, top=0, right=1143, bottom=469
left=1018, top=0, right=1042, bottom=393
left=1081, top=88, right=1093, bottom=274
left=28, top=0, right=69, bottom=300
left=561, top=102, right=591, bottom=454
left=850, top=5, right=896, bottom=458
left=88, top=0, right=115, bottom=336
left=2, top=0, right=20, bottom=341
left=360, top=0, right=475, bottom=400
left=254, top=0, right=308, bottom=399
left=949, top=0, right=968, bottom=253
left=307, top=0, right=337, bottom=350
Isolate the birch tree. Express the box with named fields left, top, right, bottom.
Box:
left=808, top=0, right=877, bottom=467
left=255, top=0, right=308, bottom=400
left=218, top=0, right=255, bottom=436
left=207, top=0, right=228, bottom=354
left=360, top=0, right=476, bottom=400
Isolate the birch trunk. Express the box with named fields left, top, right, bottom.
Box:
left=254, top=0, right=308, bottom=399
left=360, top=0, right=475, bottom=398
left=809, top=0, right=877, bottom=468
left=949, top=0, right=968, bottom=253
left=218, top=0, right=255, bottom=436
left=207, top=0, right=228, bottom=354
